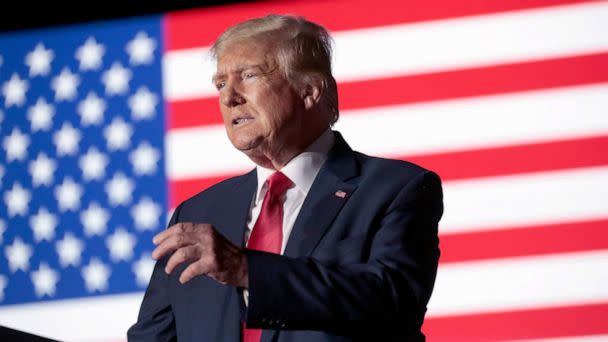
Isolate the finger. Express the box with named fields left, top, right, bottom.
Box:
left=179, top=261, right=207, bottom=284
left=165, top=245, right=201, bottom=274
left=153, top=222, right=186, bottom=245
left=153, top=222, right=211, bottom=245
left=152, top=232, right=193, bottom=260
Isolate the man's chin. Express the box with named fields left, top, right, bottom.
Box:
left=232, top=137, right=264, bottom=153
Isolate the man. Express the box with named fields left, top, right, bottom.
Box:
left=128, top=14, right=443, bottom=342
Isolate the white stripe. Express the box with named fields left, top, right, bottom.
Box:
left=428, top=250, right=608, bottom=316
left=163, top=2, right=608, bottom=100
left=162, top=46, right=216, bottom=102
left=3, top=252, right=607, bottom=341
left=440, top=166, right=608, bottom=234
left=166, top=84, right=608, bottom=180
left=0, top=292, right=143, bottom=342
left=510, top=335, right=608, bottom=342
left=165, top=124, right=254, bottom=180
left=335, top=84, right=608, bottom=158
left=332, top=1, right=608, bottom=83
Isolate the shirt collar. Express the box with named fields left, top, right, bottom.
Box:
left=254, top=129, right=335, bottom=204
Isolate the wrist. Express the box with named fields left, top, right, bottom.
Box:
left=238, top=251, right=249, bottom=288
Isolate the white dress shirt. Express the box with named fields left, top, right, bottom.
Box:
left=242, top=129, right=334, bottom=304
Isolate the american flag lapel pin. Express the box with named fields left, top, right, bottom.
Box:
left=335, top=190, right=347, bottom=198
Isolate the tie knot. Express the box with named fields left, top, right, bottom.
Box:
left=266, top=171, right=293, bottom=197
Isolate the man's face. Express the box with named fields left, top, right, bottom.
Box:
left=214, top=39, right=304, bottom=161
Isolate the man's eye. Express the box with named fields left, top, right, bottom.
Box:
left=215, top=82, right=225, bottom=90
left=243, top=72, right=256, bottom=79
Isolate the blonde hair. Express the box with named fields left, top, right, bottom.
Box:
left=211, top=14, right=339, bottom=125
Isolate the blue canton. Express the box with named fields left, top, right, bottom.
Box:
left=0, top=15, right=167, bottom=305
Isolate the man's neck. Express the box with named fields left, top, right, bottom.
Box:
left=249, top=127, right=332, bottom=170
left=254, top=128, right=334, bottom=200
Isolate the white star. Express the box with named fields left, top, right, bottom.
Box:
left=77, top=92, right=106, bottom=126
left=0, top=275, right=6, bottom=302
left=56, top=232, right=84, bottom=267
left=27, top=97, right=55, bottom=131
left=51, top=67, right=80, bottom=101
left=29, top=207, right=58, bottom=242
left=81, top=202, right=109, bottom=236
left=29, top=152, right=56, bottom=186
left=101, top=62, right=132, bottom=95
left=0, top=219, right=5, bottom=244
left=106, top=227, right=136, bottom=262
left=79, top=146, right=108, bottom=181
left=131, top=197, right=162, bottom=231
left=2, top=73, right=29, bottom=107
left=75, top=37, right=105, bottom=71
left=133, top=253, right=155, bottom=287
left=126, top=31, right=156, bottom=65
left=25, top=43, right=54, bottom=77
left=105, top=172, right=134, bottom=206
left=130, top=141, right=160, bottom=175
left=128, top=86, right=158, bottom=120
left=4, top=182, right=31, bottom=217
left=31, top=262, right=59, bottom=298
left=81, top=257, right=111, bottom=292
left=53, top=122, right=81, bottom=156
left=3, top=127, right=30, bottom=162
left=104, top=117, right=132, bottom=151
left=54, top=177, right=83, bottom=211
left=5, top=237, right=33, bottom=272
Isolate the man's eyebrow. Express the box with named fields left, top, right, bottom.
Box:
left=236, top=63, right=265, bottom=72
left=211, top=64, right=266, bottom=84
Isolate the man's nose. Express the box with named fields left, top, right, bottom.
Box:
left=221, top=82, right=245, bottom=107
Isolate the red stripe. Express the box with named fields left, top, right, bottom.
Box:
left=164, top=0, right=591, bottom=51
left=406, top=135, right=608, bottom=181
left=169, top=172, right=244, bottom=208
left=167, top=97, right=219, bottom=129
left=168, top=135, right=608, bottom=207
left=423, top=302, right=608, bottom=341
left=167, top=52, right=608, bottom=130
left=340, top=52, right=608, bottom=112
left=440, top=219, right=608, bottom=263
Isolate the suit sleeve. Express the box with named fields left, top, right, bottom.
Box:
left=127, top=205, right=182, bottom=342
left=245, top=170, right=443, bottom=337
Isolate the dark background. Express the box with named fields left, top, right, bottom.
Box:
left=0, top=0, right=253, bottom=33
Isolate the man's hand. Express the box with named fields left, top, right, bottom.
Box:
left=152, top=222, right=248, bottom=287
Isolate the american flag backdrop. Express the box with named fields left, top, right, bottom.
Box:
left=1, top=0, right=607, bottom=341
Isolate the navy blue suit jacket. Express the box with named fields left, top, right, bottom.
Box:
left=128, top=132, right=443, bottom=341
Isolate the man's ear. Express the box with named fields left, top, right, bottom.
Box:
left=301, top=74, right=324, bottom=110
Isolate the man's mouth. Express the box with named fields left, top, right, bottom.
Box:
left=232, top=114, right=254, bottom=126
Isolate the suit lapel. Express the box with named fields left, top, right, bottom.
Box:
left=283, top=132, right=359, bottom=258
left=218, top=169, right=257, bottom=247
left=283, top=171, right=356, bottom=258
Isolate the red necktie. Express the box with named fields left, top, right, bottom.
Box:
left=243, top=171, right=293, bottom=342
